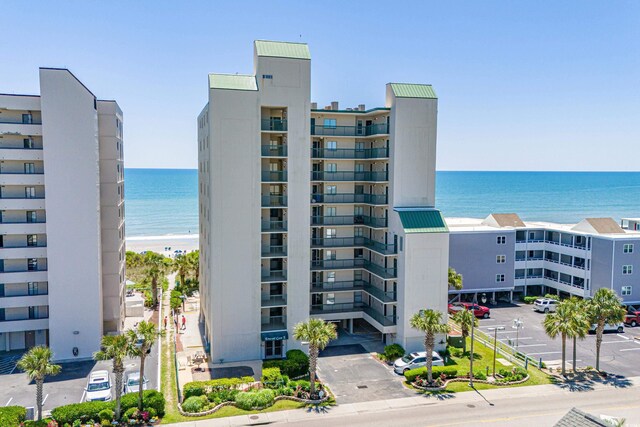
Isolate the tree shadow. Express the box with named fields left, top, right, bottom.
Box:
left=550, top=371, right=634, bottom=391
left=418, top=390, right=456, bottom=401
left=305, top=404, right=332, bottom=414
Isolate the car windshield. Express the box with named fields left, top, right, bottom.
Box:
left=88, top=381, right=109, bottom=391
left=127, top=378, right=140, bottom=386
left=535, top=299, right=544, bottom=304
left=401, top=354, right=415, bottom=363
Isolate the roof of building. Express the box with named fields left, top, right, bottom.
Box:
left=554, top=407, right=610, bottom=427
left=396, top=209, right=448, bottom=233
left=483, top=213, right=526, bottom=228
left=209, top=74, right=258, bottom=91
left=390, top=83, right=437, bottom=99
left=255, top=40, right=311, bottom=60
left=572, top=218, right=626, bottom=235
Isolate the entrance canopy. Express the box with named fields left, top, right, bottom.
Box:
left=261, top=331, right=288, bottom=341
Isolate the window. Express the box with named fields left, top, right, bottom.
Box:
left=623, top=265, right=633, bottom=275
left=325, top=250, right=336, bottom=260
left=354, top=227, right=363, bottom=237
left=24, top=163, right=35, bottom=174
left=496, top=255, right=506, bottom=264
left=28, top=258, right=38, bottom=271
left=497, top=236, right=506, bottom=244
left=326, top=293, right=335, bottom=305
left=22, top=114, right=32, bottom=124
left=399, top=236, right=403, bottom=252
left=354, top=206, right=364, bottom=216
left=326, top=141, right=337, bottom=150
left=624, top=244, right=634, bottom=254
left=25, top=187, right=36, bottom=198
left=326, top=163, right=337, bottom=172
left=27, top=235, right=37, bottom=247
left=355, top=163, right=365, bottom=172
left=622, top=286, right=632, bottom=296
left=264, top=339, right=283, bottom=359
left=327, top=272, right=336, bottom=283
left=326, top=185, right=337, bottom=195
left=496, top=274, right=505, bottom=282
left=28, top=282, right=38, bottom=295
left=26, top=211, right=36, bottom=223
left=323, top=118, right=337, bottom=129
left=325, top=207, right=336, bottom=217
left=355, top=142, right=365, bottom=152
left=325, top=228, right=336, bottom=239
left=23, top=138, right=34, bottom=149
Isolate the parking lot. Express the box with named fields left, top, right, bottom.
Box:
left=478, top=303, right=640, bottom=377
left=0, top=343, right=158, bottom=414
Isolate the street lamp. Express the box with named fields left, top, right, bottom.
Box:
left=488, top=326, right=505, bottom=378
left=512, top=318, right=524, bottom=349
left=469, top=293, right=477, bottom=387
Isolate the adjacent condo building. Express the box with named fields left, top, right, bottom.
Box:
left=198, top=40, right=449, bottom=362
left=448, top=214, right=640, bottom=306
left=0, top=68, right=126, bottom=361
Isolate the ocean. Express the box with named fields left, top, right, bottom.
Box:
left=124, top=169, right=640, bottom=237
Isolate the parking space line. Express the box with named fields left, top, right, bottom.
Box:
left=80, top=390, right=86, bottom=403
left=499, top=337, right=533, bottom=341
left=620, top=347, right=640, bottom=352
left=601, top=340, right=633, bottom=344
left=42, top=394, right=49, bottom=405
left=617, top=334, right=630, bottom=340
left=513, top=344, right=546, bottom=348
left=5, top=397, right=13, bottom=406
left=527, top=351, right=562, bottom=356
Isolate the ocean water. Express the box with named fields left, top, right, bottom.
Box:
left=124, top=169, right=640, bottom=237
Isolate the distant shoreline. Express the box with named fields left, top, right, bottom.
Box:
left=125, top=234, right=198, bottom=254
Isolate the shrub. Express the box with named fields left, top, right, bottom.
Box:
left=0, top=406, right=26, bottom=427
left=97, top=409, right=113, bottom=421
left=207, top=388, right=239, bottom=404
left=145, top=407, right=157, bottom=419
left=183, top=377, right=254, bottom=399
left=473, top=370, right=487, bottom=380
left=182, top=395, right=209, bottom=413
left=382, top=344, right=405, bottom=362
left=123, top=407, right=137, bottom=420
left=119, top=390, right=165, bottom=417
left=523, top=296, right=539, bottom=304
left=262, top=350, right=309, bottom=378
left=51, top=401, right=111, bottom=425
left=275, top=386, right=293, bottom=397
left=234, top=389, right=275, bottom=411
left=404, top=366, right=458, bottom=383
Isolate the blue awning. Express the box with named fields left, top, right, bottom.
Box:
left=261, top=331, right=288, bottom=341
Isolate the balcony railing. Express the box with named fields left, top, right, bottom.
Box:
left=261, top=294, right=287, bottom=307
left=0, top=220, right=46, bottom=224
left=0, top=196, right=45, bottom=200
left=261, top=195, right=287, bottom=207
left=261, top=145, right=287, bottom=157
left=310, top=303, right=396, bottom=326
left=0, top=171, right=44, bottom=175
left=311, top=171, right=388, bottom=182
left=0, top=267, right=48, bottom=273
left=0, top=146, right=43, bottom=150
left=261, top=119, right=287, bottom=132
left=0, top=289, right=48, bottom=298
left=311, top=280, right=368, bottom=291
left=310, top=258, right=397, bottom=278
left=0, top=314, right=49, bottom=322
left=0, top=120, right=42, bottom=125
left=310, top=193, right=388, bottom=205
left=261, top=171, right=287, bottom=182
left=261, top=270, right=287, bottom=282
left=362, top=305, right=396, bottom=327
left=261, top=245, right=287, bottom=256
left=310, top=237, right=396, bottom=254
left=261, top=315, right=287, bottom=331
left=362, top=285, right=397, bottom=303
left=311, top=147, right=389, bottom=159
left=311, top=123, right=388, bottom=137
left=261, top=220, right=287, bottom=232
left=311, top=215, right=387, bottom=228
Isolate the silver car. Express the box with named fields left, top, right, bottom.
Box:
left=124, top=371, right=148, bottom=394
left=589, top=323, right=624, bottom=334
left=393, top=351, right=444, bottom=374
left=534, top=298, right=559, bottom=313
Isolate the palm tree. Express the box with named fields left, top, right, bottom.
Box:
left=127, top=321, right=161, bottom=410
left=410, top=309, right=450, bottom=384
left=94, top=334, right=134, bottom=420
left=17, top=346, right=61, bottom=421
left=448, top=267, right=463, bottom=291
left=543, top=300, right=578, bottom=376
left=588, top=288, right=626, bottom=371
left=174, top=254, right=190, bottom=287
left=141, top=252, right=173, bottom=306
left=293, top=318, right=337, bottom=396
left=453, top=308, right=477, bottom=354
left=566, top=298, right=590, bottom=373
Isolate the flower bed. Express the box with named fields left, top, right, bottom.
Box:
left=411, top=372, right=530, bottom=390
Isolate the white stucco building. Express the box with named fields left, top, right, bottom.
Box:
left=198, top=40, right=449, bottom=363
left=0, top=68, right=125, bottom=361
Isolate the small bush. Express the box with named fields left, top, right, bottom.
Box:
left=183, top=377, right=254, bottom=399
left=97, top=409, right=113, bottom=421
left=262, top=350, right=309, bottom=378
left=234, top=389, right=275, bottom=410
left=51, top=401, right=111, bottom=425
left=473, top=370, right=487, bottom=380
left=206, top=388, right=239, bottom=404
left=123, top=407, right=137, bottom=420
left=523, top=296, right=539, bottom=304
left=182, top=395, right=208, bottom=413
left=0, top=406, right=26, bottom=427
left=382, top=344, right=405, bottom=362
left=404, top=366, right=458, bottom=383
left=119, top=390, right=165, bottom=417
left=145, top=407, right=157, bottom=419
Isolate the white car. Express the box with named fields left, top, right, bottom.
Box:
left=85, top=370, right=112, bottom=402
left=124, top=371, right=148, bottom=394
left=589, top=323, right=624, bottom=334
left=393, top=351, right=444, bottom=374
left=534, top=298, right=559, bottom=313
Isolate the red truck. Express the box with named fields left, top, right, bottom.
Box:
left=625, top=310, right=640, bottom=327
left=448, top=302, right=491, bottom=319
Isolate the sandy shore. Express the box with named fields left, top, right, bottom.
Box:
left=126, top=234, right=199, bottom=256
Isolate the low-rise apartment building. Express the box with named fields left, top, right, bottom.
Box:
left=0, top=68, right=125, bottom=360
left=448, top=214, right=640, bottom=306
left=198, top=40, right=449, bottom=363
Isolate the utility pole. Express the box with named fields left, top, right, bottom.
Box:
left=469, top=293, right=477, bottom=387
left=488, top=326, right=505, bottom=377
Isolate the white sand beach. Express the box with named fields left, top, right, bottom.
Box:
left=126, top=234, right=199, bottom=256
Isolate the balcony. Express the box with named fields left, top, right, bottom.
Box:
left=311, top=171, right=388, bottom=182
left=0, top=147, right=44, bottom=162
left=261, top=315, right=287, bottom=331
left=0, top=294, right=48, bottom=309
left=311, top=193, right=388, bottom=205
left=261, top=294, right=287, bottom=307
left=362, top=305, right=396, bottom=327
left=311, top=147, right=389, bottom=159
left=261, top=119, right=287, bottom=132
left=261, top=245, right=287, bottom=257
left=261, top=171, right=287, bottom=182
left=311, top=237, right=396, bottom=254
left=0, top=222, right=47, bottom=234
left=261, top=220, right=287, bottom=232
left=311, top=280, right=367, bottom=292
left=261, top=145, right=287, bottom=157
left=310, top=259, right=397, bottom=279
left=0, top=123, right=42, bottom=137
left=261, top=270, right=287, bottom=282
left=261, top=195, right=287, bottom=207
left=0, top=246, right=47, bottom=259
left=0, top=197, right=46, bottom=211
left=0, top=174, right=45, bottom=186
left=311, top=215, right=387, bottom=228
left=362, top=285, right=396, bottom=303
left=311, top=302, right=364, bottom=315
left=311, top=123, right=388, bottom=137
left=0, top=318, right=48, bottom=334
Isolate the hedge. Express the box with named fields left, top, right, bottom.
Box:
left=183, top=376, right=255, bottom=399
left=0, top=406, right=26, bottom=427
left=262, top=349, right=309, bottom=378
left=404, top=366, right=458, bottom=383
left=120, top=390, right=165, bottom=417
left=234, top=389, right=275, bottom=411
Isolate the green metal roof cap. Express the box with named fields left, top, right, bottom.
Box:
left=390, top=83, right=437, bottom=99
left=396, top=209, right=448, bottom=233
left=255, top=40, right=310, bottom=60
left=209, top=74, right=257, bottom=91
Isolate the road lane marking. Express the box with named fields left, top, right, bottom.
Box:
left=617, top=334, right=630, bottom=340
left=5, top=398, right=13, bottom=406
left=42, top=394, right=49, bottom=405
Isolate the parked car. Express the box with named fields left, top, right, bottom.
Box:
left=625, top=310, right=640, bottom=327
left=588, top=323, right=624, bottom=334
left=533, top=298, right=559, bottom=313
left=124, top=371, right=148, bottom=394
left=448, top=302, right=491, bottom=319
left=85, top=370, right=112, bottom=402
left=393, top=351, right=444, bottom=374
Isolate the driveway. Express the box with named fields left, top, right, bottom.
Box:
left=317, top=343, right=413, bottom=404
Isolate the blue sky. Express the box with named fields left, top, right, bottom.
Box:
left=2, top=1, right=638, bottom=170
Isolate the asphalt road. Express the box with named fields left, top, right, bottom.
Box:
left=0, top=338, right=159, bottom=414
left=478, top=303, right=640, bottom=376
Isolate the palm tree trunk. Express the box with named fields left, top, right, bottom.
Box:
left=36, top=378, right=43, bottom=421
left=114, top=362, right=124, bottom=420
left=572, top=336, right=577, bottom=374
left=180, top=271, right=186, bottom=287
left=151, top=277, right=158, bottom=306
left=561, top=333, right=566, bottom=376
left=462, top=332, right=467, bottom=354
left=309, top=346, right=318, bottom=396
left=138, top=354, right=146, bottom=411
left=426, top=333, right=434, bottom=384
left=596, top=326, right=603, bottom=372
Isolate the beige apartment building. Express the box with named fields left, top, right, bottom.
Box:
left=198, top=41, right=448, bottom=363
left=0, top=68, right=125, bottom=361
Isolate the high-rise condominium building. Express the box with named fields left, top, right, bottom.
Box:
left=0, top=68, right=125, bottom=361
left=198, top=41, right=449, bottom=363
